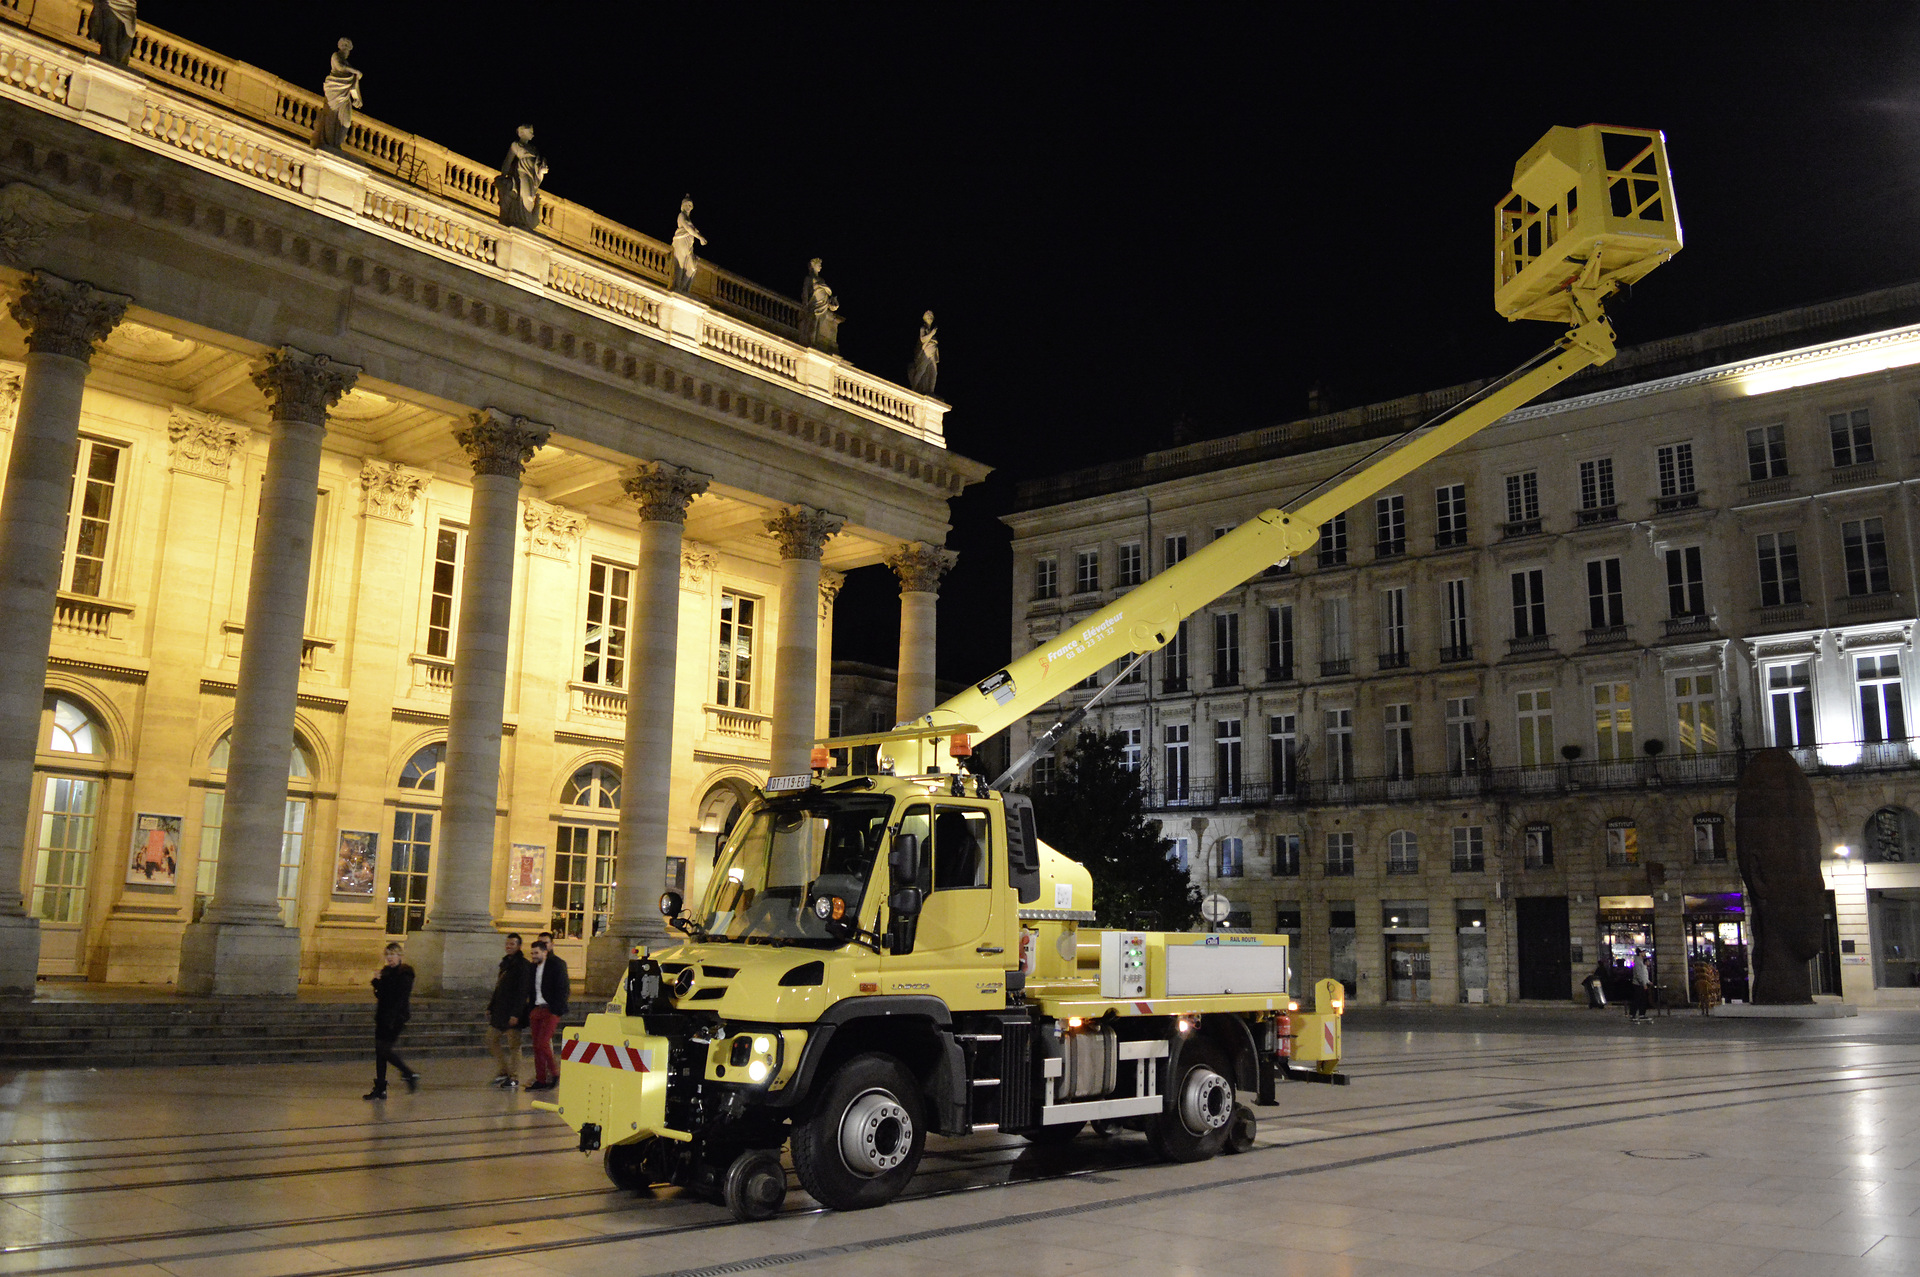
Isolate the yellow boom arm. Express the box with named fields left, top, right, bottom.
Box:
left=873, top=124, right=1681, bottom=775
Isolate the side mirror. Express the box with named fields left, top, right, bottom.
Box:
left=658, top=890, right=683, bottom=918
left=888, top=885, right=924, bottom=919
left=887, top=887, right=923, bottom=956
left=888, top=832, right=922, bottom=889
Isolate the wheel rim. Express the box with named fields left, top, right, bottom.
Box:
left=1177, top=1066, right=1232, bottom=1136
left=838, top=1088, right=913, bottom=1176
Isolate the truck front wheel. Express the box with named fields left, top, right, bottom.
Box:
left=1149, top=1039, right=1234, bottom=1163
left=792, top=1053, right=926, bottom=1210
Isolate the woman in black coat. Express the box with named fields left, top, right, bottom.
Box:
left=367, top=942, right=421, bottom=1100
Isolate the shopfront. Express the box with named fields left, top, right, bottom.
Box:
left=1598, top=894, right=1656, bottom=1003
left=1683, top=891, right=1749, bottom=1002
left=1328, top=903, right=1357, bottom=998
left=1457, top=903, right=1488, bottom=1003
left=1383, top=902, right=1431, bottom=1003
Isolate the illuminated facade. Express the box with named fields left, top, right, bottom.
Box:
left=0, top=7, right=984, bottom=994
left=1008, top=284, right=1920, bottom=1008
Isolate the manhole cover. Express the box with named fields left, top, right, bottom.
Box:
left=1624, top=1149, right=1707, bottom=1160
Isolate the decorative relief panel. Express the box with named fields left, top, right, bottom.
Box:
left=166, top=407, right=249, bottom=481
left=523, top=498, right=587, bottom=559
left=680, top=543, right=718, bottom=590
left=358, top=458, right=428, bottom=523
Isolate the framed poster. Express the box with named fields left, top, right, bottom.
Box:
left=126, top=813, right=182, bottom=886
left=333, top=830, right=378, bottom=895
left=508, top=843, right=545, bottom=906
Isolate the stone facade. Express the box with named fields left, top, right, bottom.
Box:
left=0, top=10, right=985, bottom=991
left=1006, top=284, right=1920, bottom=1008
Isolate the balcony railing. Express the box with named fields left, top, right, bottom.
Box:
left=1744, top=476, right=1791, bottom=501
left=1840, top=591, right=1909, bottom=618
left=1438, top=643, right=1474, bottom=663
left=1653, top=490, right=1701, bottom=514
left=1434, top=529, right=1470, bottom=549
left=1663, top=614, right=1714, bottom=639
left=1507, top=634, right=1554, bottom=656
left=1377, top=650, right=1410, bottom=671
left=1211, top=670, right=1241, bottom=689
left=1161, top=676, right=1189, bottom=694
left=1134, top=744, right=1914, bottom=812
left=1319, top=658, right=1352, bottom=677
left=1501, top=518, right=1544, bottom=539
left=1583, top=624, right=1629, bottom=646
left=1265, top=665, right=1295, bottom=683
left=1754, top=602, right=1808, bottom=626
left=1575, top=504, right=1620, bottom=526
left=1831, top=460, right=1883, bottom=486
left=1375, top=539, right=1406, bottom=559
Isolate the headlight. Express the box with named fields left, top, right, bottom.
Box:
left=753, top=1035, right=772, bottom=1054
left=747, top=1059, right=771, bottom=1083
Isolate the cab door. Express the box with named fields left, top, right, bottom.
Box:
left=882, top=800, right=1004, bottom=1009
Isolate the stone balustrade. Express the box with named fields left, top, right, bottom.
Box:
left=0, top=3, right=945, bottom=446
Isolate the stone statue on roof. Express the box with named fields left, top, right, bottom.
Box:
left=89, top=0, right=137, bottom=67
left=908, top=310, right=938, bottom=395
left=798, top=257, right=841, bottom=355
left=497, top=125, right=548, bottom=232
left=312, top=38, right=363, bottom=154
left=671, top=196, right=706, bottom=292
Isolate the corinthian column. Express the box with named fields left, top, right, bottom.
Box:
left=765, top=505, right=845, bottom=776
left=410, top=410, right=550, bottom=996
left=885, top=541, right=957, bottom=724
left=180, top=347, right=359, bottom=997
left=588, top=461, right=709, bottom=993
left=0, top=273, right=128, bottom=994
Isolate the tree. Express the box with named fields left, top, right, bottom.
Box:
left=1031, top=731, right=1202, bottom=931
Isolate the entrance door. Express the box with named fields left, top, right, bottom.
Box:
left=1385, top=935, right=1430, bottom=1001
left=882, top=801, right=1001, bottom=1008
left=1515, top=896, right=1571, bottom=1000
left=32, top=775, right=101, bottom=977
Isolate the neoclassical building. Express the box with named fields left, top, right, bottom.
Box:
left=0, top=7, right=984, bottom=995
left=1007, top=284, right=1920, bottom=1009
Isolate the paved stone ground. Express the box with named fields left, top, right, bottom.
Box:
left=3, top=1005, right=1919, bottom=1276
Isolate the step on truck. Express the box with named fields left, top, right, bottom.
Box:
left=536, top=122, right=1682, bottom=1220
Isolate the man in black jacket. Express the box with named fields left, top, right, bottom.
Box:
left=487, top=933, right=532, bottom=1089
left=524, top=937, right=569, bottom=1092
left=366, top=942, right=419, bottom=1100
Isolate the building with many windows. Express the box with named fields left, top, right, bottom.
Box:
left=1006, top=284, right=1920, bottom=1008
left=0, top=8, right=983, bottom=994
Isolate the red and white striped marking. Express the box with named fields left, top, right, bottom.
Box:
left=1322, top=1021, right=1337, bottom=1057
left=560, top=1037, right=652, bottom=1072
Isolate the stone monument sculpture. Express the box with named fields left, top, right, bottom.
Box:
left=797, top=257, right=841, bottom=354
left=1732, top=748, right=1827, bottom=1003
left=497, top=125, right=548, bottom=232
left=88, top=0, right=137, bottom=67
left=312, top=38, right=363, bottom=154
left=670, top=196, right=706, bottom=292
left=908, top=310, right=938, bottom=395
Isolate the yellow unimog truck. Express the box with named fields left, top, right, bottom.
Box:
left=537, top=122, right=1682, bottom=1221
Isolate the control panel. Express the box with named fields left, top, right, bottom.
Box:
left=1099, top=930, right=1148, bottom=998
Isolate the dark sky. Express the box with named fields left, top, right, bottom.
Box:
left=159, top=3, right=1920, bottom=686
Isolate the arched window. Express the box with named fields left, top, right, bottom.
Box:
left=562, top=762, right=620, bottom=809
left=198, top=730, right=318, bottom=925
left=32, top=697, right=109, bottom=934
left=398, top=742, right=446, bottom=791
left=48, top=697, right=101, bottom=754
left=1387, top=830, right=1419, bottom=875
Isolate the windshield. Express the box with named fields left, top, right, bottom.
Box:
left=699, top=791, right=895, bottom=943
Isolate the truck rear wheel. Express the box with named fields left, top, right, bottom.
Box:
left=1149, top=1039, right=1233, bottom=1164
left=792, top=1053, right=926, bottom=1211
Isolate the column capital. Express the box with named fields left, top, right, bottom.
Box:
left=8, top=271, right=130, bottom=361
left=764, top=504, right=846, bottom=562
left=819, top=569, right=845, bottom=622
left=623, top=460, right=711, bottom=524
left=251, top=346, right=360, bottom=425
left=885, top=540, right=958, bottom=594
left=455, top=407, right=550, bottom=477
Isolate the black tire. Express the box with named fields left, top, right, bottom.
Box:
left=1224, top=1102, right=1257, bottom=1153
left=604, top=1140, right=653, bottom=1192
left=1020, top=1120, right=1086, bottom=1146
left=723, top=1149, right=788, bottom=1222
left=1149, top=1038, right=1234, bottom=1164
left=791, top=1053, right=926, bottom=1211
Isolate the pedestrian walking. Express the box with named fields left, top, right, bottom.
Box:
left=366, top=942, right=419, bottom=1100
left=524, top=937, right=570, bottom=1092
left=1580, top=958, right=1608, bottom=1009
left=1628, top=948, right=1653, bottom=1023
left=487, top=932, right=532, bottom=1089
left=1692, top=958, right=1722, bottom=1016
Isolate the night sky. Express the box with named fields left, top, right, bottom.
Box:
left=158, top=3, right=1920, bottom=687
